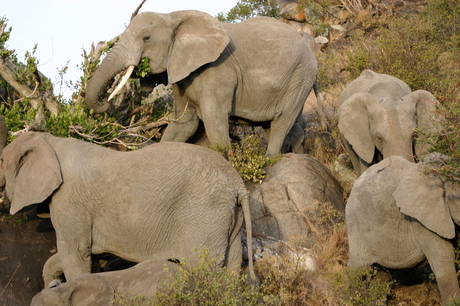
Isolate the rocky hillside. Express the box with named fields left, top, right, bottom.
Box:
left=0, top=0, right=459, bottom=304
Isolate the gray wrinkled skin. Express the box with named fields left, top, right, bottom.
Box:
left=337, top=69, right=440, bottom=176
left=2, top=132, right=255, bottom=287
left=85, top=10, right=318, bottom=156
left=31, top=259, right=178, bottom=305
left=346, top=155, right=460, bottom=304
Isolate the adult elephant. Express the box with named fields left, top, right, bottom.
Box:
left=337, top=69, right=440, bottom=176
left=85, top=10, right=318, bottom=156
left=2, top=132, right=255, bottom=287
left=346, top=155, right=460, bottom=305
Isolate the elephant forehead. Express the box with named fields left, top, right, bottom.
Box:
left=369, top=100, right=416, bottom=124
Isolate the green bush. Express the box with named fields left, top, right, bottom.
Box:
left=153, top=250, right=263, bottom=306
left=340, top=267, right=393, bottom=306
left=424, top=0, right=460, bottom=49
left=213, top=134, right=282, bottom=183
left=372, top=14, right=446, bottom=94
left=216, top=0, right=279, bottom=22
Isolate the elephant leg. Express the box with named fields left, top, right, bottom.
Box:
left=267, top=114, right=296, bottom=156
left=54, top=222, right=92, bottom=281
left=43, top=253, right=64, bottom=288
left=346, top=222, right=374, bottom=269
left=161, top=105, right=200, bottom=142
left=199, top=101, right=231, bottom=148
left=420, top=233, right=460, bottom=304
left=285, top=123, right=305, bottom=154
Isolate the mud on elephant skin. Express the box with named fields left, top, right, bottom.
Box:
left=31, top=259, right=179, bottom=306
left=1, top=132, right=256, bottom=287
left=85, top=10, right=318, bottom=156
left=346, top=155, right=460, bottom=304
left=337, top=69, right=440, bottom=176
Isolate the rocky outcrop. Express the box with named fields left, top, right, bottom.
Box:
left=275, top=0, right=349, bottom=45
left=248, top=153, right=345, bottom=246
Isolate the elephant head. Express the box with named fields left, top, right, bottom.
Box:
left=2, top=132, right=62, bottom=215
left=31, top=275, right=115, bottom=306
left=85, top=10, right=230, bottom=113
left=338, top=90, right=439, bottom=171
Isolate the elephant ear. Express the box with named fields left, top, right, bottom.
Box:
left=337, top=92, right=379, bottom=164
left=403, top=90, right=440, bottom=158
left=5, top=132, right=62, bottom=215
left=168, top=11, right=231, bottom=84
left=393, top=163, right=454, bottom=239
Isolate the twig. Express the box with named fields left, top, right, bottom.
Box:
left=131, top=0, right=147, bottom=20
left=0, top=255, right=24, bottom=298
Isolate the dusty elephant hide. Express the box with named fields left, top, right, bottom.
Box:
left=30, top=259, right=179, bottom=306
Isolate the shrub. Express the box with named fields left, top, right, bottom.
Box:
left=212, top=134, right=282, bottom=183
left=339, top=267, right=392, bottom=306
left=216, top=0, right=280, bottom=23
left=425, top=83, right=460, bottom=184
left=153, top=250, right=264, bottom=306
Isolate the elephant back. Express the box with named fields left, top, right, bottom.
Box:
left=338, top=69, right=411, bottom=106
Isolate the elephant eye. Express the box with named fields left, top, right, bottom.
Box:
left=143, top=36, right=150, bottom=42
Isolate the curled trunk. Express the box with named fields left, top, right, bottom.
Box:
left=85, top=44, right=136, bottom=113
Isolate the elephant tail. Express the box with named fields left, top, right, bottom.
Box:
left=239, top=187, right=257, bottom=284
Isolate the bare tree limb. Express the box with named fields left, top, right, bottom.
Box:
left=131, top=0, right=147, bottom=21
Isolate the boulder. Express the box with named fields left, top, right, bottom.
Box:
left=248, top=153, right=344, bottom=246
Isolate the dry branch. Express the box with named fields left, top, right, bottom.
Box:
left=131, top=0, right=147, bottom=20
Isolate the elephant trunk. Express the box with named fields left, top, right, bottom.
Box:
left=85, top=42, right=140, bottom=113
left=382, top=139, right=415, bottom=163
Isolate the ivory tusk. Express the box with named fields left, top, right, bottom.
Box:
left=108, top=65, right=135, bottom=101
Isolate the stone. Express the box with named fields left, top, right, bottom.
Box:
left=314, top=36, right=329, bottom=44
left=248, top=153, right=344, bottom=246
left=280, top=3, right=306, bottom=22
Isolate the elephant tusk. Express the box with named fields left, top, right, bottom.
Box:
left=108, top=65, right=135, bottom=101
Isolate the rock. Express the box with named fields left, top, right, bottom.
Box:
left=280, top=3, right=306, bottom=22
left=248, top=153, right=345, bottom=246
left=251, top=235, right=317, bottom=271
left=314, top=36, right=329, bottom=45
left=329, top=24, right=346, bottom=41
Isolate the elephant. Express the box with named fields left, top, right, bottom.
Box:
left=346, top=155, right=460, bottom=304
left=337, top=69, right=440, bottom=176
left=1, top=132, right=256, bottom=287
left=85, top=10, right=318, bottom=156
left=31, top=259, right=179, bottom=305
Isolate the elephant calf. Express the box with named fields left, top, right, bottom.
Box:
left=31, top=259, right=178, bottom=305
left=346, top=155, right=460, bottom=304
left=1, top=132, right=256, bottom=287
left=337, top=69, right=440, bottom=176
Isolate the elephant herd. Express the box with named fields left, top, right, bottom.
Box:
left=0, top=8, right=458, bottom=305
